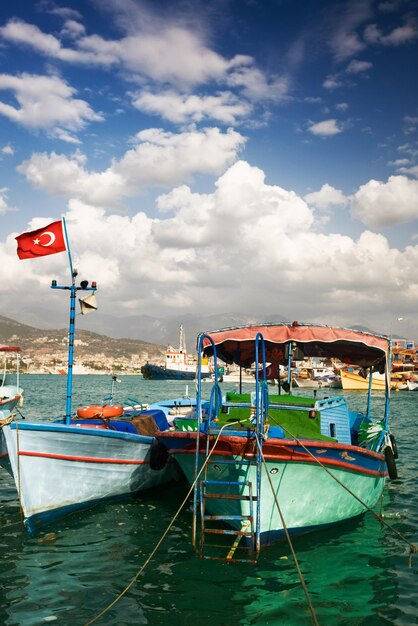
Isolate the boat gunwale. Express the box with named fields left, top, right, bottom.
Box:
left=156, top=430, right=386, bottom=460
left=6, top=421, right=155, bottom=444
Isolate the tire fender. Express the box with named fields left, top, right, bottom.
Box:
left=384, top=446, right=398, bottom=480
left=149, top=440, right=169, bottom=471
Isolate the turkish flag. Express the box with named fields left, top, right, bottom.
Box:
left=16, top=220, right=66, bottom=260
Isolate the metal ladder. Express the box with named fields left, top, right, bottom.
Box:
left=192, top=332, right=268, bottom=563
left=197, top=458, right=259, bottom=562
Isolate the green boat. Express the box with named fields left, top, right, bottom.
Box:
left=156, top=322, right=398, bottom=561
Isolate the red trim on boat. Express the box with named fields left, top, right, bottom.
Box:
left=0, top=394, right=20, bottom=407
left=18, top=451, right=148, bottom=465
left=169, top=447, right=386, bottom=477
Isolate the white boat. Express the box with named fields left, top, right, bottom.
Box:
left=1, top=241, right=178, bottom=531
left=0, top=345, right=24, bottom=466
left=292, top=376, right=332, bottom=389
left=2, top=407, right=178, bottom=531
left=0, top=345, right=24, bottom=412
left=406, top=380, right=418, bottom=391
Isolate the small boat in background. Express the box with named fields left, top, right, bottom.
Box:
left=141, top=325, right=211, bottom=381
left=0, top=345, right=24, bottom=412
left=0, top=345, right=24, bottom=468
left=406, top=379, right=418, bottom=391
left=340, top=368, right=387, bottom=390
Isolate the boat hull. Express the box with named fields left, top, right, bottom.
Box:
left=340, top=370, right=387, bottom=391
left=3, top=422, right=177, bottom=531
left=141, top=363, right=210, bottom=381
left=293, top=377, right=331, bottom=389
left=159, top=431, right=387, bottom=545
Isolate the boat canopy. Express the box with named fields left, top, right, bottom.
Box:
left=0, top=345, right=21, bottom=352
left=199, top=323, right=389, bottom=371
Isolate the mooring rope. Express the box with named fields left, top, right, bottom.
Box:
left=254, top=432, right=320, bottom=626
left=0, top=414, right=14, bottom=427
left=83, top=420, right=238, bottom=626
left=268, top=414, right=417, bottom=565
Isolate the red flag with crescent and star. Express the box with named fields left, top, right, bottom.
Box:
left=15, top=220, right=66, bottom=260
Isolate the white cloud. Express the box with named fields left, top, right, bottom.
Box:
left=0, top=72, right=103, bottom=133
left=397, top=165, right=418, bottom=177
left=0, top=189, right=14, bottom=215
left=17, top=127, right=246, bottom=205
left=328, top=1, right=372, bottom=61
left=404, top=115, right=418, bottom=134
left=308, top=119, right=343, bottom=136
left=225, top=64, right=290, bottom=102
left=132, top=90, right=252, bottom=124
left=335, top=102, right=349, bottom=111
left=0, top=18, right=229, bottom=81
left=350, top=175, right=418, bottom=226
left=304, top=183, right=349, bottom=210
left=60, top=20, right=86, bottom=40
left=1, top=144, right=14, bottom=155
left=0, top=19, right=90, bottom=63
left=346, top=59, right=373, bottom=74
left=5, top=161, right=418, bottom=340
left=0, top=17, right=284, bottom=104
left=323, top=74, right=344, bottom=90
left=389, top=158, right=410, bottom=166
left=364, top=21, right=418, bottom=46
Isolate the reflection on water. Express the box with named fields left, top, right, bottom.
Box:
left=0, top=376, right=417, bottom=625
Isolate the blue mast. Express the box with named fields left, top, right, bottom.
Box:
left=51, top=218, right=97, bottom=424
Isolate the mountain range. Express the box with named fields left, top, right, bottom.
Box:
left=1, top=312, right=293, bottom=352
left=1, top=311, right=392, bottom=361
left=0, top=314, right=164, bottom=364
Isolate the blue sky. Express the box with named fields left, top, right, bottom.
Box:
left=0, top=0, right=418, bottom=342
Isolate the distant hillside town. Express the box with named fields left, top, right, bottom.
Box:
left=0, top=315, right=165, bottom=374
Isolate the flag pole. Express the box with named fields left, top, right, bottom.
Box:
left=62, top=216, right=74, bottom=279
left=64, top=217, right=76, bottom=424
left=51, top=218, right=97, bottom=424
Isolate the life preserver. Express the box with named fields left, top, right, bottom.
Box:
left=149, top=441, right=169, bottom=471
left=76, top=404, right=124, bottom=419
left=384, top=446, right=398, bottom=480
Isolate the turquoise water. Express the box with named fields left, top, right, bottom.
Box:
left=0, top=375, right=417, bottom=625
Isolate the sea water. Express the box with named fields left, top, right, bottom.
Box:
left=0, top=375, right=417, bottom=626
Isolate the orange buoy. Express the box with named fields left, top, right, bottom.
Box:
left=76, top=404, right=124, bottom=419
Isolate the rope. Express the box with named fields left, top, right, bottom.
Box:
left=254, top=432, right=320, bottom=626
left=268, top=414, right=417, bottom=564
left=83, top=421, right=236, bottom=626
left=0, top=414, right=14, bottom=427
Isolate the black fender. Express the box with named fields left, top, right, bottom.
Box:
left=389, top=433, right=398, bottom=459
left=149, top=440, right=169, bottom=471
left=384, top=446, right=398, bottom=480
